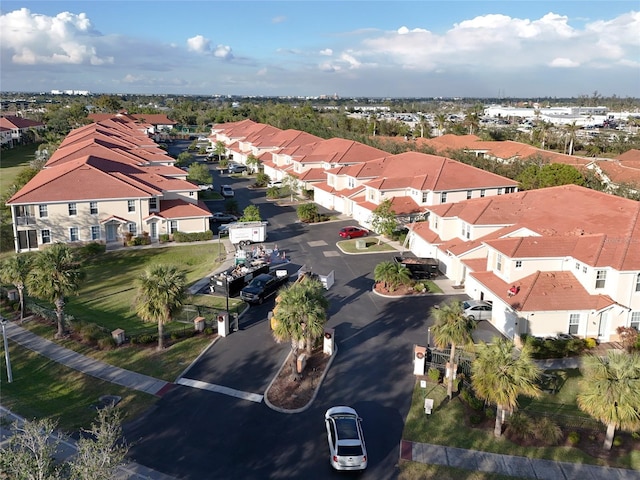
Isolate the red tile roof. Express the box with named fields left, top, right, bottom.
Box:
left=0, top=115, right=45, bottom=129
left=157, top=199, right=211, bottom=219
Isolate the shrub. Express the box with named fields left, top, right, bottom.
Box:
left=534, top=417, right=563, bottom=445
left=203, top=327, right=213, bottom=335
left=79, top=242, right=106, bottom=258
left=469, top=414, right=484, bottom=425
left=79, top=322, right=103, bottom=345
left=461, top=387, right=484, bottom=411
left=584, top=337, right=597, bottom=349
left=567, top=431, right=580, bottom=445
left=484, top=407, right=496, bottom=419
left=617, top=326, right=639, bottom=352
left=255, top=172, right=269, bottom=187
left=427, top=367, right=440, bottom=383
left=565, top=338, right=586, bottom=356
left=613, top=437, right=623, bottom=448
left=159, top=234, right=170, bottom=243
left=173, top=230, right=214, bottom=243
left=97, top=336, right=116, bottom=350
left=297, top=203, right=319, bottom=223
left=507, top=412, right=535, bottom=441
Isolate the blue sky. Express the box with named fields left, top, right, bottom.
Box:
left=1, top=1, right=639, bottom=97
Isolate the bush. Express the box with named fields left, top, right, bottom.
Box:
left=255, top=172, right=270, bottom=187
left=172, top=230, right=214, bottom=243
left=297, top=203, right=319, bottom=223
left=584, top=337, right=597, bottom=349
left=460, top=387, right=484, bottom=411
left=507, top=412, right=535, bottom=441
left=469, top=414, right=484, bottom=425
left=613, top=436, right=623, bottom=448
left=159, top=234, right=170, bottom=243
left=79, top=242, right=106, bottom=258
left=97, top=336, right=116, bottom=350
left=203, top=327, right=213, bottom=335
left=484, top=407, right=496, bottom=419
left=534, top=417, right=563, bottom=445
left=427, top=367, right=440, bottom=383
left=567, top=431, right=580, bottom=445
left=79, top=322, right=103, bottom=345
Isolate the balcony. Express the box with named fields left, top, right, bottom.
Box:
left=16, top=216, right=36, bottom=226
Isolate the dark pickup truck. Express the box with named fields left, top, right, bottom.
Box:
left=240, top=271, right=290, bottom=305
left=394, top=256, right=439, bottom=280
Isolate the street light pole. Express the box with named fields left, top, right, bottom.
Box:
left=1, top=318, right=13, bottom=383
left=427, top=327, right=431, bottom=348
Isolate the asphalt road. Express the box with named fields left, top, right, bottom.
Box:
left=123, top=153, right=470, bottom=479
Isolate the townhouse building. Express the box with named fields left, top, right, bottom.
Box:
left=407, top=184, right=640, bottom=343
left=7, top=118, right=211, bottom=252
left=0, top=115, right=46, bottom=148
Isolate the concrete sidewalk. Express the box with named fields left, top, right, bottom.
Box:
left=400, top=440, right=640, bottom=479
left=4, top=321, right=171, bottom=396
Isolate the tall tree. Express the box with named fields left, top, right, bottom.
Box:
left=471, top=338, right=542, bottom=437
left=0, top=417, right=61, bottom=480
left=0, top=254, right=32, bottom=320
left=187, top=163, right=213, bottom=185
left=434, top=113, right=447, bottom=137
left=564, top=121, right=580, bottom=155
left=370, top=199, right=398, bottom=243
left=134, top=264, right=186, bottom=350
left=374, top=261, right=411, bottom=292
left=239, top=205, right=261, bottom=222
left=68, top=406, right=129, bottom=480
left=577, top=351, right=640, bottom=450
left=430, top=300, right=476, bottom=399
left=28, top=243, right=84, bottom=338
left=272, top=276, right=329, bottom=380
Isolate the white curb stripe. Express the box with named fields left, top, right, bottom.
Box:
left=176, top=377, right=263, bottom=403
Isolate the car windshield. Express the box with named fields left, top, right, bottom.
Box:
left=337, top=445, right=363, bottom=456
left=250, top=279, right=266, bottom=288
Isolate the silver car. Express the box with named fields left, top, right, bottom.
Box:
left=324, top=406, right=367, bottom=471
left=463, top=300, right=492, bottom=321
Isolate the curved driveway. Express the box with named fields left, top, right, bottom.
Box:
left=124, top=169, right=468, bottom=479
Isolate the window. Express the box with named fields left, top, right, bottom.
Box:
left=90, top=202, right=98, bottom=215
left=348, top=177, right=355, bottom=188
left=127, top=200, right=135, bottom=213
left=497, top=188, right=503, bottom=195
left=69, top=227, right=79, bottom=242
left=149, top=197, right=157, bottom=210
left=515, top=260, right=522, bottom=269
left=169, top=220, right=178, bottom=233
left=41, top=229, right=51, bottom=244
left=568, top=313, right=580, bottom=335
left=595, top=270, right=607, bottom=289
left=440, top=192, right=447, bottom=203
left=575, top=262, right=580, bottom=271
left=505, top=187, right=516, bottom=194
left=422, top=192, right=428, bottom=203
left=636, top=274, right=640, bottom=292
left=496, top=254, right=503, bottom=271
left=480, top=189, right=485, bottom=198
left=90, top=226, right=100, bottom=240
left=631, top=312, right=640, bottom=331
left=68, top=203, right=77, bottom=216
left=128, top=223, right=137, bottom=236
left=466, top=190, right=472, bottom=200
left=39, top=205, right=48, bottom=218
left=582, top=266, right=587, bottom=274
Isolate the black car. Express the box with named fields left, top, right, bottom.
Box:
left=240, top=272, right=289, bottom=304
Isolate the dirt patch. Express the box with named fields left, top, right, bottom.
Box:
left=266, top=349, right=331, bottom=411
left=374, top=282, right=421, bottom=296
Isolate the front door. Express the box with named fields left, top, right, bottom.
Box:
left=150, top=221, right=158, bottom=239
left=106, top=224, right=117, bottom=242
left=598, top=311, right=609, bottom=340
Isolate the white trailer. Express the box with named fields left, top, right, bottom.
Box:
left=228, top=221, right=268, bottom=246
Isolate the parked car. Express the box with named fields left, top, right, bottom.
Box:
left=268, top=180, right=283, bottom=188
left=217, top=222, right=237, bottom=235
left=211, top=212, right=238, bottom=223
left=462, top=300, right=492, bottom=321
left=221, top=185, right=234, bottom=197
left=339, top=226, right=368, bottom=239
left=198, top=183, right=213, bottom=191
left=240, top=272, right=289, bottom=305
left=324, top=406, right=368, bottom=471
left=228, top=163, right=247, bottom=173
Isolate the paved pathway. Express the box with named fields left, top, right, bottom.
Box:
left=400, top=440, right=640, bottom=479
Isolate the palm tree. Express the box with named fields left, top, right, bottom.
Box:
left=471, top=338, right=542, bottom=437
left=134, top=264, right=186, bottom=350
left=0, top=254, right=32, bottom=320
left=564, top=121, right=579, bottom=155
left=577, top=351, right=640, bottom=450
left=430, top=300, right=476, bottom=399
left=434, top=113, right=447, bottom=137
left=28, top=243, right=84, bottom=338
left=272, top=276, right=329, bottom=381
left=374, top=261, right=411, bottom=292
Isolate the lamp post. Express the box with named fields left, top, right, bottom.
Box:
left=1, top=317, right=13, bottom=383
left=427, top=327, right=431, bottom=348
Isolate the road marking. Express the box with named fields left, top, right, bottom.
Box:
left=176, top=378, right=264, bottom=403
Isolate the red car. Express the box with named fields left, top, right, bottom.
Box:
left=339, top=226, right=368, bottom=239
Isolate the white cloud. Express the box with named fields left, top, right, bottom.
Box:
left=0, top=8, right=113, bottom=65
left=320, top=48, right=333, bottom=56
left=214, top=45, right=233, bottom=59
left=187, top=35, right=211, bottom=53
left=549, top=57, right=580, bottom=68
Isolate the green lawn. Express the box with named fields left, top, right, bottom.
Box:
left=337, top=238, right=396, bottom=253
left=0, top=143, right=40, bottom=194
left=403, top=372, right=639, bottom=470
left=1, top=343, right=156, bottom=432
